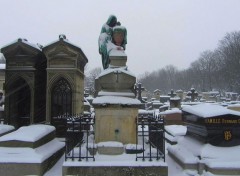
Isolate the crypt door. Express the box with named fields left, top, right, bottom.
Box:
left=51, top=78, right=72, bottom=118
left=9, top=78, right=31, bottom=128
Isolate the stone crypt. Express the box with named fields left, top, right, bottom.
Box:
left=1, top=35, right=88, bottom=130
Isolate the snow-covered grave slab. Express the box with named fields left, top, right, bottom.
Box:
left=63, top=146, right=168, bottom=176
left=182, top=103, right=240, bottom=147
left=168, top=135, right=240, bottom=175
left=0, top=124, right=15, bottom=137
left=0, top=124, right=56, bottom=148
left=165, top=125, right=187, bottom=144
left=0, top=124, right=65, bottom=176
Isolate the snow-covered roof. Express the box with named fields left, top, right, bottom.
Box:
left=1, top=38, right=42, bottom=51
left=92, top=96, right=141, bottom=106
left=154, top=89, right=161, bottom=93
left=182, top=103, right=240, bottom=118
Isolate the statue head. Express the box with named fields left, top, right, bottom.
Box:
left=112, top=26, right=126, bottom=47
left=106, top=15, right=117, bottom=27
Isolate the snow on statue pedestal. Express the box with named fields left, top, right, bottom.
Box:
left=93, top=96, right=140, bottom=146
left=93, top=20, right=141, bottom=153
left=109, top=49, right=127, bottom=67
left=63, top=15, right=168, bottom=176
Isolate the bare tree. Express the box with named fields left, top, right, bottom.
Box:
left=217, top=31, right=240, bottom=92
left=85, top=67, right=102, bottom=95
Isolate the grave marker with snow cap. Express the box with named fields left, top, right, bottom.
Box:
left=182, top=103, right=240, bottom=147
left=63, top=15, right=168, bottom=176
left=93, top=17, right=141, bottom=153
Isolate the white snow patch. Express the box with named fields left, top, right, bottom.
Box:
left=0, top=124, right=15, bottom=135
left=182, top=103, right=240, bottom=118
left=160, top=108, right=182, bottom=115
left=0, top=139, right=64, bottom=163
left=109, top=49, right=126, bottom=57
left=97, top=67, right=135, bottom=78
left=93, top=96, right=141, bottom=105
left=97, top=141, right=123, bottom=148
left=0, top=124, right=55, bottom=142
left=98, top=91, right=135, bottom=97
left=165, top=125, right=187, bottom=137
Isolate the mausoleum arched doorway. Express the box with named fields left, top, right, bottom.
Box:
left=8, top=77, right=31, bottom=127
left=51, top=78, right=72, bottom=118
left=50, top=77, right=72, bottom=137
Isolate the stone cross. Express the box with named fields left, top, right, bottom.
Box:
left=114, top=70, right=121, bottom=83
left=168, top=89, right=176, bottom=98
left=135, top=83, right=145, bottom=102
left=187, top=88, right=198, bottom=102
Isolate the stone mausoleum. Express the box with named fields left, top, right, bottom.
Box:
left=1, top=35, right=88, bottom=128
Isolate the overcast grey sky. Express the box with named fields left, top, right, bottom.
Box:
left=0, top=0, right=240, bottom=76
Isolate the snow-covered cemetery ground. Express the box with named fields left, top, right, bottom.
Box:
left=1, top=99, right=240, bottom=175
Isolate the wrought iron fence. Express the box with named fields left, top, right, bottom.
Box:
left=65, top=111, right=165, bottom=162
left=0, top=118, right=4, bottom=124
left=65, top=113, right=95, bottom=161
left=0, top=111, right=4, bottom=124
left=136, top=112, right=165, bottom=162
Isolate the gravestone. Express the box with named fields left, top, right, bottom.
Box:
left=63, top=14, right=168, bottom=176
left=153, top=89, right=161, bottom=99
left=93, top=19, right=141, bottom=146
left=187, top=88, right=198, bottom=102
left=135, top=82, right=145, bottom=103
left=182, top=103, right=240, bottom=146
left=160, top=95, right=170, bottom=103
left=170, top=97, right=181, bottom=109
left=0, top=125, right=64, bottom=176
left=176, top=89, right=183, bottom=101
left=168, top=89, right=176, bottom=98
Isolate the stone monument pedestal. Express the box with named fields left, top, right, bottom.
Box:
left=93, top=96, right=140, bottom=144
left=109, top=49, right=127, bottom=67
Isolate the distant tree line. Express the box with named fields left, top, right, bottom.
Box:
left=85, top=31, right=240, bottom=95
left=138, top=31, right=240, bottom=94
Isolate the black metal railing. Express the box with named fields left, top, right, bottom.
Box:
left=65, top=113, right=95, bottom=161
left=0, top=118, right=4, bottom=124
left=136, top=112, right=165, bottom=162
left=65, top=111, right=165, bottom=162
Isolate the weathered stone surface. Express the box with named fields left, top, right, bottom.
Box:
left=97, top=141, right=124, bottom=155
left=97, top=68, right=136, bottom=92
left=0, top=147, right=64, bottom=176
left=94, top=105, right=138, bottom=144
left=109, top=49, right=127, bottom=67
left=0, top=131, right=55, bottom=148
left=63, top=165, right=168, bottom=176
